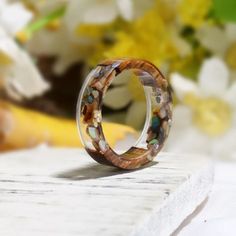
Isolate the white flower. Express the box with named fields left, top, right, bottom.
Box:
left=0, top=27, right=49, bottom=100
left=26, top=26, right=95, bottom=74
left=64, top=0, right=152, bottom=38
left=65, top=0, right=133, bottom=25
left=196, top=24, right=236, bottom=76
left=166, top=57, right=236, bottom=160
left=196, top=24, right=236, bottom=56
left=26, top=0, right=155, bottom=74
left=0, top=0, right=32, bottom=36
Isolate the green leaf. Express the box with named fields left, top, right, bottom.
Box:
left=213, top=0, right=236, bottom=22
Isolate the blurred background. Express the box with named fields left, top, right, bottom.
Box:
left=0, top=0, right=235, bottom=159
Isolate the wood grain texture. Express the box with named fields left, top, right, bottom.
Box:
left=0, top=148, right=214, bottom=236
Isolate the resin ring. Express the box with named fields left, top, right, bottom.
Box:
left=77, top=58, right=172, bottom=169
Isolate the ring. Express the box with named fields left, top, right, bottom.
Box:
left=77, top=58, right=172, bottom=169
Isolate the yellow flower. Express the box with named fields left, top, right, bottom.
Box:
left=75, top=23, right=115, bottom=66
left=156, top=0, right=178, bottom=23
left=170, top=47, right=206, bottom=79
left=75, top=23, right=110, bottom=39
left=87, top=41, right=109, bottom=66
left=100, top=3, right=193, bottom=129
left=178, top=0, right=212, bottom=28
left=105, top=6, right=179, bottom=67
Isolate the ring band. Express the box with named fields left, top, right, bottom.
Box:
left=77, top=58, right=172, bottom=169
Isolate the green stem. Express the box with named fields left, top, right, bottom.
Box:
left=25, top=6, right=66, bottom=37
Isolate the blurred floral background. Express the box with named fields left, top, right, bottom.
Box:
left=0, top=0, right=235, bottom=159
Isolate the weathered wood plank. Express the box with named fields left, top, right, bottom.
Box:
left=0, top=148, right=213, bottom=236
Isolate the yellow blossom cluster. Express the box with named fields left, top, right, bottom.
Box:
left=178, top=0, right=212, bottom=28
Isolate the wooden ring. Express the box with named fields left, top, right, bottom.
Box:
left=77, top=58, right=172, bottom=169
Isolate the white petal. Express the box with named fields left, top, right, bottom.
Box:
left=26, top=27, right=85, bottom=74
left=132, top=0, right=153, bottom=18
left=171, top=105, right=193, bottom=130
left=165, top=105, right=213, bottom=154
left=0, top=29, right=13, bottom=56
left=53, top=56, right=77, bottom=75
left=210, top=112, right=236, bottom=159
left=64, top=0, right=87, bottom=32
left=26, top=29, right=68, bottom=55
left=64, top=0, right=118, bottom=33
left=196, top=25, right=228, bottom=55
left=164, top=105, right=192, bottom=150
left=28, top=0, right=66, bottom=14
left=0, top=27, right=49, bottom=99
left=0, top=2, right=32, bottom=35
left=103, top=86, right=132, bottom=109
left=171, top=31, right=192, bottom=57
left=116, top=0, right=133, bottom=21
left=125, top=101, right=146, bottom=129
left=170, top=73, right=199, bottom=101
left=225, top=23, right=236, bottom=44
left=83, top=1, right=118, bottom=23
left=198, top=57, right=229, bottom=96
left=225, top=82, right=236, bottom=108
left=5, top=51, right=50, bottom=99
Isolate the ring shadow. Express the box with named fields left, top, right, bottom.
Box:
left=55, top=160, right=158, bottom=181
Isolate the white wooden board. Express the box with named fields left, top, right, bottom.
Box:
left=0, top=148, right=214, bottom=236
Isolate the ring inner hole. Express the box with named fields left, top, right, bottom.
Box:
left=101, top=68, right=151, bottom=154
